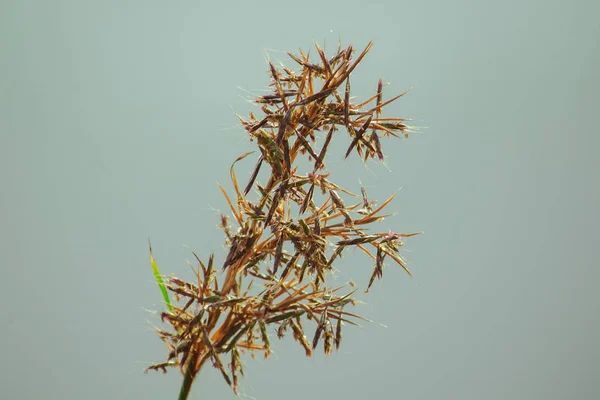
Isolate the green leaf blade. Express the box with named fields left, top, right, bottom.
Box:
left=148, top=239, right=174, bottom=313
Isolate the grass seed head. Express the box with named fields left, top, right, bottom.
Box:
left=148, top=41, right=420, bottom=397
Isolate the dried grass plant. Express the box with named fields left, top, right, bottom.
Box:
left=146, top=41, right=420, bottom=399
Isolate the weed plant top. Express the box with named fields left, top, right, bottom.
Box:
left=147, top=41, right=420, bottom=399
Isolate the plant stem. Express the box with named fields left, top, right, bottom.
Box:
left=178, top=351, right=201, bottom=400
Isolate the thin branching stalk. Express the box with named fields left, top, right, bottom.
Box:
left=146, top=41, right=420, bottom=399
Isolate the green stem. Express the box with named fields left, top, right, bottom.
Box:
left=178, top=352, right=201, bottom=400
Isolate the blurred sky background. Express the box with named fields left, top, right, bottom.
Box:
left=2, top=1, right=599, bottom=399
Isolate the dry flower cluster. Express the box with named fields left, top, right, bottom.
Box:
left=146, top=41, right=420, bottom=399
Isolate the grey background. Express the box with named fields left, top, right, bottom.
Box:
left=2, top=0, right=598, bottom=399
